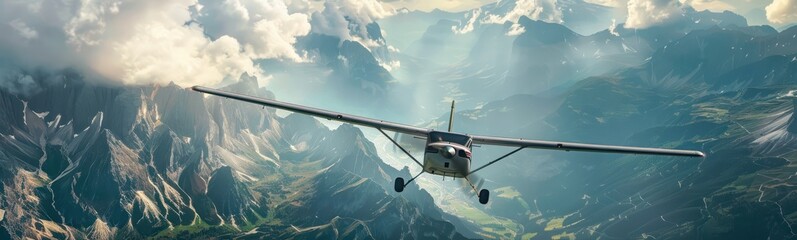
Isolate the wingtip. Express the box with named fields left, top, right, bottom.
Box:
left=697, top=151, right=706, bottom=158
left=191, top=85, right=204, bottom=92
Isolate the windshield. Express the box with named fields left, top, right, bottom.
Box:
left=428, top=132, right=471, bottom=146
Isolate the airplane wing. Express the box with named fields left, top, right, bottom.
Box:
left=192, top=86, right=431, bottom=137
left=471, top=135, right=705, bottom=157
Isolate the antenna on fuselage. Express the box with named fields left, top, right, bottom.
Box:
left=448, top=100, right=455, bottom=132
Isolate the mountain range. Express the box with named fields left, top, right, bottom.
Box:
left=0, top=75, right=474, bottom=239
left=3, top=0, right=797, bottom=239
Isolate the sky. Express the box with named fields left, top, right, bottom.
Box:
left=0, top=0, right=796, bottom=94
left=382, top=0, right=797, bottom=27
left=379, top=0, right=494, bottom=12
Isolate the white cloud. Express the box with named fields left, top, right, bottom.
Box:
left=378, top=59, right=400, bottom=72
left=682, top=0, right=735, bottom=12
left=197, top=0, right=311, bottom=61
left=482, top=0, right=564, bottom=24
left=625, top=0, right=683, bottom=28
left=506, top=23, right=526, bottom=36
left=111, top=25, right=260, bottom=86
left=0, top=0, right=312, bottom=88
left=310, top=0, right=394, bottom=42
left=64, top=0, right=122, bottom=47
left=337, top=0, right=394, bottom=23
left=765, top=0, right=797, bottom=24
left=284, top=0, right=315, bottom=13
left=609, top=19, right=620, bottom=36
left=468, top=0, right=562, bottom=36
left=8, top=19, right=38, bottom=40
left=0, top=67, right=40, bottom=95
left=311, top=2, right=351, bottom=40
left=588, top=0, right=737, bottom=28
left=452, top=8, right=482, bottom=34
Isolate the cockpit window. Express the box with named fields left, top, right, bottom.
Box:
left=428, top=132, right=471, bottom=146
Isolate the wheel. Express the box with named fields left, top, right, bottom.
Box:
left=478, top=189, right=490, bottom=204
left=394, top=177, right=405, bottom=192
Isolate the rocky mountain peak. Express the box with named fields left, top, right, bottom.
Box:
left=517, top=16, right=579, bottom=45
left=788, top=98, right=797, bottom=134
left=207, top=166, right=262, bottom=226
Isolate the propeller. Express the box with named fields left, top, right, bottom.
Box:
left=458, top=173, right=485, bottom=198
left=441, top=146, right=456, bottom=159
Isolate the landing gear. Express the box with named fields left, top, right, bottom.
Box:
left=394, top=171, right=423, bottom=193
left=464, top=147, right=525, bottom=204
left=394, top=177, right=405, bottom=192
left=379, top=128, right=426, bottom=193
left=464, top=176, right=490, bottom=204
left=478, top=189, right=490, bottom=204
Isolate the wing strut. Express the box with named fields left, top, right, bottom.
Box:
left=467, top=146, right=526, bottom=176
left=463, top=176, right=481, bottom=197
left=403, top=171, right=424, bottom=187
left=378, top=128, right=424, bottom=168
left=448, top=100, right=455, bottom=132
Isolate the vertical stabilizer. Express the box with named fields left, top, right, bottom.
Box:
left=448, top=100, right=455, bottom=132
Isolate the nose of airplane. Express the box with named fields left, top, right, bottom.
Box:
left=441, top=146, right=456, bottom=159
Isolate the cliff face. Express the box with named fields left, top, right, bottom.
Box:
left=0, top=74, right=470, bottom=239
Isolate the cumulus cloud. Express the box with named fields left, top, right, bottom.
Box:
left=455, top=0, right=562, bottom=35
left=609, top=19, right=620, bottom=36
left=310, top=0, right=394, bottom=43
left=284, top=0, right=316, bottom=13
left=506, top=23, right=526, bottom=36
left=765, top=0, right=797, bottom=24
left=482, top=0, right=563, bottom=25
left=0, top=0, right=312, bottom=88
left=378, top=59, right=401, bottom=72
left=587, top=0, right=734, bottom=28
left=311, top=2, right=352, bottom=40
left=452, top=8, right=482, bottom=34
left=196, top=0, right=311, bottom=61
left=625, top=0, right=684, bottom=28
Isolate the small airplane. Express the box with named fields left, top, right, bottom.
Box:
left=192, top=86, right=705, bottom=204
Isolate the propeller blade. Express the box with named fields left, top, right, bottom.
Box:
left=457, top=178, right=474, bottom=196
left=458, top=174, right=485, bottom=198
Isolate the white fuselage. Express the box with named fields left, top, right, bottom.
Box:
left=422, top=131, right=472, bottom=178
